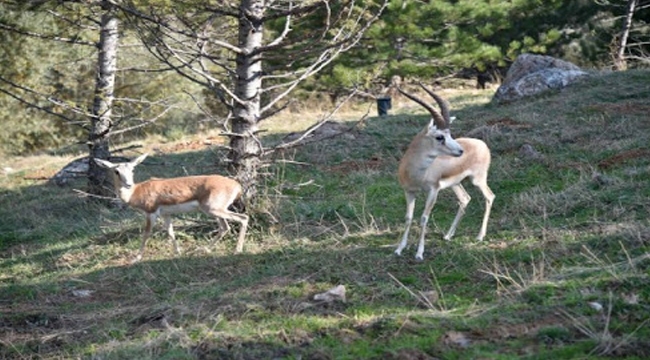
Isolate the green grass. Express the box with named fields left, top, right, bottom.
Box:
left=2, top=70, right=650, bottom=359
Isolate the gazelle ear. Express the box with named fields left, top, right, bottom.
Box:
left=131, top=153, right=149, bottom=166
left=94, top=158, right=117, bottom=169
left=427, top=119, right=438, bottom=130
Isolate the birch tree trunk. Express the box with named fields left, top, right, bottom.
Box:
left=614, top=0, right=638, bottom=70
left=87, top=1, right=119, bottom=196
left=229, top=0, right=265, bottom=197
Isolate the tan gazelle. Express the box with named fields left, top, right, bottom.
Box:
left=95, top=154, right=249, bottom=262
left=395, top=84, right=494, bottom=260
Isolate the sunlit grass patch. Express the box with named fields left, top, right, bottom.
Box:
left=2, top=71, right=650, bottom=359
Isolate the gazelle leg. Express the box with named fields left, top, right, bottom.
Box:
left=415, top=187, right=439, bottom=261
left=136, top=213, right=158, bottom=262
left=444, top=184, right=471, bottom=241
left=220, top=212, right=248, bottom=253
left=204, top=207, right=249, bottom=253
left=202, top=217, right=230, bottom=254
left=233, top=213, right=249, bottom=253
left=202, top=218, right=231, bottom=254
left=474, top=181, right=495, bottom=241
left=395, top=191, right=416, bottom=256
left=214, top=217, right=230, bottom=242
left=163, top=215, right=181, bottom=255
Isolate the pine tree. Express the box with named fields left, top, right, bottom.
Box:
left=318, top=0, right=609, bottom=91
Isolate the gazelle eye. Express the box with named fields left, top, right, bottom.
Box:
left=435, top=135, right=445, bottom=142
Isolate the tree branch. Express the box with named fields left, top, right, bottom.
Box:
left=0, top=22, right=97, bottom=46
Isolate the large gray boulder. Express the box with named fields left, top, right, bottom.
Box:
left=493, top=54, right=588, bottom=103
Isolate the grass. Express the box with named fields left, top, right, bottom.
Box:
left=2, top=69, right=650, bottom=359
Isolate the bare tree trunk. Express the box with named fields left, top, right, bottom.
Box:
left=87, top=1, right=119, bottom=196
left=229, top=0, right=265, bottom=197
left=614, top=0, right=638, bottom=70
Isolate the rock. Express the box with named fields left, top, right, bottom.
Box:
left=442, top=331, right=471, bottom=348
left=588, top=301, right=603, bottom=312
left=518, top=144, right=544, bottom=161
left=282, top=121, right=354, bottom=144
left=50, top=157, right=90, bottom=186
left=494, top=54, right=588, bottom=103
left=50, top=155, right=129, bottom=186
left=313, top=285, right=346, bottom=303
left=71, top=289, right=94, bottom=298
left=591, top=171, right=618, bottom=186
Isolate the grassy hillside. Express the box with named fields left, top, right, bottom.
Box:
left=1, top=70, right=650, bottom=359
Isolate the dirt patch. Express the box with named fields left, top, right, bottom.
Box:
left=0, top=310, right=71, bottom=356
left=464, top=117, right=532, bottom=140
left=487, top=117, right=533, bottom=129
left=598, top=148, right=650, bottom=169
left=471, top=313, right=569, bottom=342
left=193, top=339, right=294, bottom=360
left=325, top=156, right=385, bottom=174
left=23, top=168, right=58, bottom=181
left=0, top=312, right=62, bottom=331
left=586, top=101, right=650, bottom=116
left=383, top=348, right=439, bottom=360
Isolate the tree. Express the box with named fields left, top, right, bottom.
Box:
left=118, top=0, right=387, bottom=197
left=321, top=0, right=610, bottom=90
left=0, top=1, right=97, bottom=154
left=0, top=0, right=186, bottom=195
left=88, top=0, right=120, bottom=196
left=614, top=0, right=643, bottom=70
left=0, top=1, right=123, bottom=195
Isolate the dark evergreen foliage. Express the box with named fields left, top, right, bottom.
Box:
left=0, top=0, right=649, bottom=155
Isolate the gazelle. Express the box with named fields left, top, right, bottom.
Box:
left=395, top=84, right=494, bottom=260
left=95, top=154, right=249, bottom=262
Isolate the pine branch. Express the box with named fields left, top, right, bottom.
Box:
left=0, top=22, right=96, bottom=46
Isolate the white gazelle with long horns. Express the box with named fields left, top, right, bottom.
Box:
left=95, top=154, right=249, bottom=262
left=395, top=84, right=495, bottom=260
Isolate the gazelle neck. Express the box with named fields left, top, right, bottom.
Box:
left=400, top=133, right=440, bottom=186
left=407, top=151, right=437, bottom=176
left=115, top=182, right=136, bottom=204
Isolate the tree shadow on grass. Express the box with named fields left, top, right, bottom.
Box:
left=3, top=220, right=649, bottom=359
left=0, top=247, right=414, bottom=358
left=2, top=108, right=650, bottom=358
